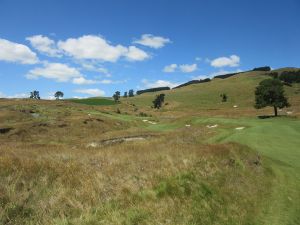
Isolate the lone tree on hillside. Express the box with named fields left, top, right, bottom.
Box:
left=220, top=93, right=228, bottom=102
left=113, top=91, right=121, bottom=102
left=123, top=91, right=128, bottom=98
left=128, top=89, right=134, bottom=97
left=254, top=79, right=290, bottom=116
left=54, top=91, right=64, bottom=100
left=30, top=90, right=40, bottom=99
left=153, top=93, right=165, bottom=109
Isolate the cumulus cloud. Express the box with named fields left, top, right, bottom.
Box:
left=72, top=77, right=98, bottom=85
left=210, top=55, right=240, bottom=67
left=57, top=35, right=149, bottom=62
left=125, top=46, right=150, bottom=61
left=133, top=34, right=171, bottom=49
left=74, top=88, right=105, bottom=96
left=26, top=62, right=107, bottom=85
left=179, top=64, right=197, bottom=73
left=81, top=63, right=111, bottom=77
left=0, top=38, right=38, bottom=64
left=142, top=79, right=180, bottom=88
left=163, top=63, right=197, bottom=73
left=163, top=64, right=178, bottom=73
left=26, top=63, right=82, bottom=82
left=26, top=35, right=62, bottom=57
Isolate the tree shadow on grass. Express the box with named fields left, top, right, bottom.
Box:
left=257, top=115, right=288, bottom=119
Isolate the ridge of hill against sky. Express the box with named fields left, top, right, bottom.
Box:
left=0, top=0, right=299, bottom=98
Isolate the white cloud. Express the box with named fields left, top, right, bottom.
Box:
left=142, top=79, right=180, bottom=88
left=58, top=35, right=149, bottom=62
left=58, top=35, right=127, bottom=62
left=163, top=63, right=198, bottom=73
left=26, top=35, right=61, bottom=57
left=0, top=38, right=38, bottom=64
left=81, top=63, right=111, bottom=77
left=72, top=77, right=119, bottom=85
left=0, top=92, right=28, bottom=98
left=195, top=57, right=202, bottom=61
left=26, top=63, right=82, bottom=82
left=74, top=88, right=105, bottom=96
left=133, top=34, right=171, bottom=49
left=210, top=55, right=240, bottom=68
left=72, top=77, right=98, bottom=85
left=125, top=46, right=150, bottom=61
left=163, top=64, right=178, bottom=73
left=179, top=64, right=198, bottom=73
left=99, top=79, right=113, bottom=84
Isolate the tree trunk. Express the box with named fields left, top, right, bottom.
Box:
left=274, top=106, right=278, bottom=117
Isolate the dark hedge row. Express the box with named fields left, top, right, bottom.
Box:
left=173, top=78, right=211, bottom=89
left=269, top=70, right=300, bottom=83
left=136, top=87, right=171, bottom=95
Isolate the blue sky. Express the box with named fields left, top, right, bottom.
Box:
left=0, top=0, right=299, bottom=98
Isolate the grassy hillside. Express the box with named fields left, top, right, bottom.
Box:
left=125, top=69, right=300, bottom=117
left=0, top=68, right=299, bottom=224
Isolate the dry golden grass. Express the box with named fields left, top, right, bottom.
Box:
left=0, top=99, right=272, bottom=224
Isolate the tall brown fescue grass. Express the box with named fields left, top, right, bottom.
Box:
left=0, top=98, right=278, bottom=224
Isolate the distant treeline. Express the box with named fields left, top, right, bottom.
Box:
left=136, top=87, right=170, bottom=95
left=173, top=78, right=211, bottom=89
left=269, top=70, right=300, bottom=84
left=213, top=66, right=271, bottom=79
left=136, top=66, right=273, bottom=94
left=252, top=66, right=271, bottom=72
left=213, top=72, right=242, bottom=79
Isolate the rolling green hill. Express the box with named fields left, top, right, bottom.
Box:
left=125, top=68, right=300, bottom=116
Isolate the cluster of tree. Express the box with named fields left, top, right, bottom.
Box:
left=123, top=89, right=134, bottom=98
left=269, top=70, right=300, bottom=84
left=255, top=79, right=290, bottom=116
left=280, top=71, right=300, bottom=83
left=29, top=90, right=65, bottom=100
left=136, top=87, right=170, bottom=95
left=152, top=93, right=165, bottom=109
left=54, top=91, right=64, bottom=100
left=30, top=90, right=40, bottom=99
left=220, top=93, right=228, bottom=102
left=113, top=91, right=121, bottom=102
left=173, top=78, right=211, bottom=89
left=252, top=66, right=271, bottom=72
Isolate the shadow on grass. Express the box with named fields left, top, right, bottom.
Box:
left=257, top=115, right=288, bottom=119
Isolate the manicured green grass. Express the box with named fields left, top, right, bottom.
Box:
left=194, top=116, right=300, bottom=225
left=68, top=98, right=116, bottom=106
